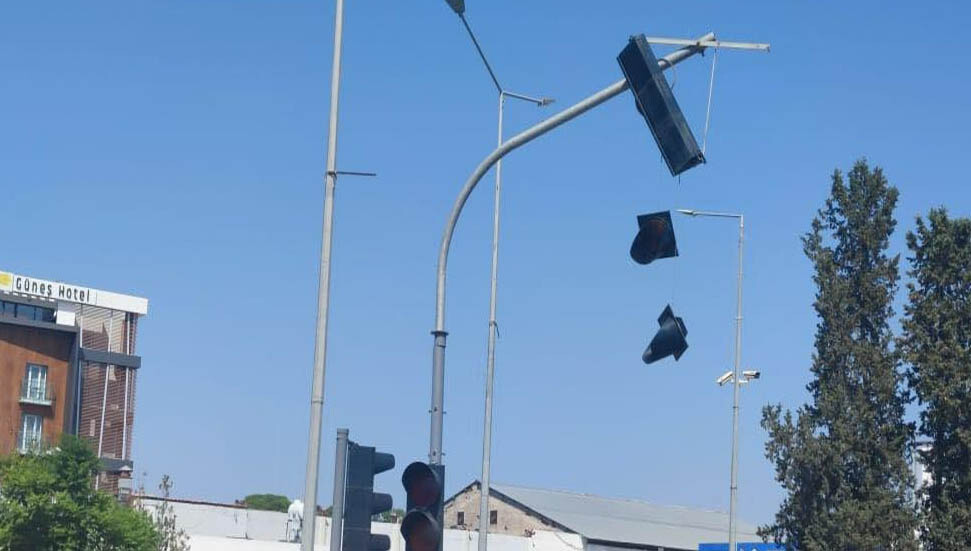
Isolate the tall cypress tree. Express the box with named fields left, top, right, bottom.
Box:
left=760, top=160, right=917, bottom=550
left=901, top=208, right=971, bottom=550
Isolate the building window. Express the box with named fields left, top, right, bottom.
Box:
left=19, top=413, right=43, bottom=453
left=0, top=300, right=55, bottom=323
left=23, top=364, right=48, bottom=402
left=457, top=512, right=465, bottom=526
left=490, top=510, right=497, bottom=526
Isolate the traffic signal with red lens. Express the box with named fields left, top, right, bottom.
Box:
left=630, top=211, right=678, bottom=265
left=400, top=462, right=445, bottom=551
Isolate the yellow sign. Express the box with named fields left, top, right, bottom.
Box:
left=0, top=271, right=12, bottom=292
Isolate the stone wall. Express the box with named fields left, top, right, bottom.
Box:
left=444, top=484, right=562, bottom=537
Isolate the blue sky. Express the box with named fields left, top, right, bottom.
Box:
left=2, top=0, right=969, bottom=528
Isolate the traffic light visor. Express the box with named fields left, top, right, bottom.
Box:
left=642, top=304, right=689, bottom=364
left=402, top=462, right=442, bottom=508
left=630, top=211, right=678, bottom=265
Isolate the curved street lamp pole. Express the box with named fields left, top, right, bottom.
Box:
left=425, top=28, right=715, bottom=490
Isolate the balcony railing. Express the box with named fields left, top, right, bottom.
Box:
left=20, top=378, right=54, bottom=406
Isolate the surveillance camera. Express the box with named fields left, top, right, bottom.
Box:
left=742, top=370, right=761, bottom=380
left=716, top=371, right=734, bottom=386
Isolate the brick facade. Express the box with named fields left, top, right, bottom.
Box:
left=0, top=323, right=74, bottom=455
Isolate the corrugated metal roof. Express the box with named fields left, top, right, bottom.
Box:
left=491, top=484, right=760, bottom=551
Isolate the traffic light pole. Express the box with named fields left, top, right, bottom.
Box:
left=427, top=32, right=715, bottom=467
left=329, top=429, right=350, bottom=551
left=303, top=0, right=345, bottom=548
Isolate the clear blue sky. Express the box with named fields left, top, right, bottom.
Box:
left=2, top=0, right=969, bottom=528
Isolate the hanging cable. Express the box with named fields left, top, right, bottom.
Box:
left=702, top=48, right=719, bottom=155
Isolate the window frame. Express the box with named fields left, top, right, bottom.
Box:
left=457, top=511, right=465, bottom=526
left=19, top=413, right=43, bottom=453
left=24, top=363, right=48, bottom=401
left=490, top=509, right=498, bottom=525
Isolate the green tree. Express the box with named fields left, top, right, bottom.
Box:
left=242, top=494, right=291, bottom=513
left=760, top=160, right=917, bottom=550
left=0, top=435, right=158, bottom=551
left=373, top=508, right=405, bottom=523
left=901, top=208, right=971, bottom=550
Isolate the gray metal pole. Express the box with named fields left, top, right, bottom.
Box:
left=477, top=91, right=505, bottom=551
left=728, top=216, right=744, bottom=551
left=329, top=429, right=350, bottom=551
left=427, top=32, right=714, bottom=468
left=302, top=0, right=345, bottom=547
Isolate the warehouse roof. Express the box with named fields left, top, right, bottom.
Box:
left=465, top=482, right=760, bottom=551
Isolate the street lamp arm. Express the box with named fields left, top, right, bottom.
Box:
left=677, top=208, right=741, bottom=219
left=460, top=14, right=502, bottom=94
left=434, top=77, right=625, bottom=329
left=434, top=33, right=713, bottom=331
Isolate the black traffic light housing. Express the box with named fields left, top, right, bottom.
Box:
left=642, top=304, right=689, bottom=364
left=401, top=462, right=445, bottom=551
left=630, top=211, right=678, bottom=265
left=343, top=442, right=395, bottom=551
left=618, top=34, right=705, bottom=176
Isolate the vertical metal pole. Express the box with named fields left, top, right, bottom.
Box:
left=478, top=91, right=504, bottom=551
left=95, top=314, right=114, bottom=490
left=122, top=314, right=130, bottom=459
left=329, top=428, right=350, bottom=551
left=302, top=0, right=345, bottom=547
left=429, top=330, right=447, bottom=465
left=728, top=216, right=744, bottom=551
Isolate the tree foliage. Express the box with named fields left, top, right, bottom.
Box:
left=373, top=508, right=405, bottom=522
left=0, top=435, right=158, bottom=551
left=760, top=160, right=917, bottom=550
left=901, top=208, right=971, bottom=550
left=243, top=493, right=291, bottom=513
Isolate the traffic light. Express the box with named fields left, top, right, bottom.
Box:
left=642, top=304, right=689, bottom=364
left=343, top=442, right=395, bottom=551
left=617, top=34, right=705, bottom=176
left=400, top=462, right=445, bottom=551
left=630, top=211, right=678, bottom=265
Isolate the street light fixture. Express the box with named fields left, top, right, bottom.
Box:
left=676, top=208, right=745, bottom=551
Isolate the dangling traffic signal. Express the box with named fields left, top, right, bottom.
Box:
left=630, top=211, right=678, bottom=265
left=343, top=442, right=395, bottom=551
left=618, top=34, right=705, bottom=176
left=642, top=304, right=689, bottom=364
left=400, top=462, right=445, bottom=551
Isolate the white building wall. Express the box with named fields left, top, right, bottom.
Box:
left=139, top=497, right=584, bottom=551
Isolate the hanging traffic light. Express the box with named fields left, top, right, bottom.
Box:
left=630, top=210, right=678, bottom=265
left=343, top=442, right=395, bottom=551
left=642, top=304, right=689, bottom=364
left=618, top=34, right=705, bottom=176
left=400, top=462, right=445, bottom=551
